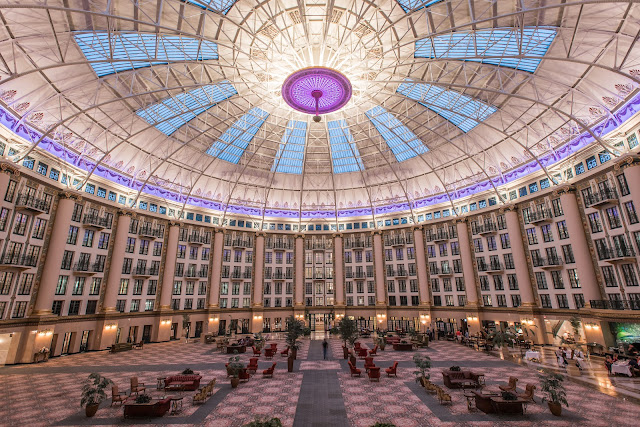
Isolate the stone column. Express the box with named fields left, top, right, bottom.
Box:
left=159, top=222, right=180, bottom=310
left=208, top=229, right=225, bottom=307
left=503, top=207, right=536, bottom=306
left=0, top=162, right=19, bottom=209
left=455, top=219, right=480, bottom=306
left=413, top=226, right=431, bottom=307
left=102, top=211, right=132, bottom=312
left=33, top=192, right=77, bottom=315
left=558, top=187, right=602, bottom=303
left=372, top=231, right=387, bottom=306
left=333, top=234, right=345, bottom=307
left=252, top=232, right=265, bottom=306
left=295, top=234, right=304, bottom=306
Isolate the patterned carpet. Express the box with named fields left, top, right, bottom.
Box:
left=0, top=337, right=638, bottom=426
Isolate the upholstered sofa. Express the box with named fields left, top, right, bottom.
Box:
left=441, top=370, right=482, bottom=389
left=124, top=398, right=171, bottom=418
left=164, top=374, right=202, bottom=391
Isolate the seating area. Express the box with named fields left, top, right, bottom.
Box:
left=441, top=369, right=484, bottom=389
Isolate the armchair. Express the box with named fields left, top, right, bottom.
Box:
left=252, top=346, right=262, bottom=356
left=385, top=361, right=398, bottom=377
left=368, top=345, right=378, bottom=356
left=364, top=357, right=375, bottom=372
left=280, top=347, right=289, bottom=357
left=499, top=376, right=518, bottom=392
left=263, top=362, right=277, bottom=378
left=348, top=361, right=362, bottom=377
left=238, top=368, right=251, bottom=382
left=130, top=377, right=146, bottom=395
left=368, top=366, right=381, bottom=382
left=247, top=357, right=259, bottom=374
left=111, top=385, right=127, bottom=406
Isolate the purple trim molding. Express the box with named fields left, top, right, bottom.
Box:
left=0, top=91, right=639, bottom=221
left=281, top=67, right=352, bottom=115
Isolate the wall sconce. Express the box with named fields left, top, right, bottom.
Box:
left=37, top=330, right=53, bottom=337
left=253, top=315, right=263, bottom=320
left=104, top=323, right=117, bottom=330
left=295, top=314, right=304, bottom=319
left=520, top=319, right=534, bottom=325
left=585, top=323, right=600, bottom=330
left=160, top=320, right=171, bottom=326
left=466, top=315, right=478, bottom=321
left=335, top=313, right=344, bottom=319
left=209, top=317, right=219, bottom=322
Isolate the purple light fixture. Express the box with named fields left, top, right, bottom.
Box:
left=281, top=67, right=352, bottom=122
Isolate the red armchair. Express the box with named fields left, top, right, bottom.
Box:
left=247, top=357, right=259, bottom=374
left=265, top=348, right=274, bottom=359
left=348, top=361, right=362, bottom=377
left=269, top=343, right=278, bottom=351
left=263, top=362, right=277, bottom=378
left=368, top=366, right=381, bottom=382
left=252, top=346, right=262, bottom=356
left=358, top=348, right=368, bottom=358
left=280, top=347, right=289, bottom=357
left=364, top=357, right=375, bottom=372
left=385, top=362, right=398, bottom=377
left=369, top=345, right=378, bottom=356
left=238, top=368, right=251, bottom=382
left=354, top=342, right=361, bottom=350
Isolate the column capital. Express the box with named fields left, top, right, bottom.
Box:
left=552, top=184, right=576, bottom=197
left=168, top=219, right=182, bottom=227
left=295, top=233, right=305, bottom=239
left=213, top=227, right=225, bottom=234
left=452, top=217, right=468, bottom=225
left=255, top=231, right=267, bottom=238
left=332, top=232, right=343, bottom=238
left=0, top=161, right=20, bottom=177
left=498, top=203, right=518, bottom=214
left=57, top=190, right=83, bottom=201
left=614, top=154, right=640, bottom=171
left=410, top=224, right=424, bottom=231
left=117, top=208, right=136, bottom=218
left=371, top=230, right=383, bottom=236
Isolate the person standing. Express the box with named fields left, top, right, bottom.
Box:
left=322, top=339, right=328, bottom=360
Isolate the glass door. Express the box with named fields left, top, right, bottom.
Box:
left=79, top=330, right=90, bottom=352
left=61, top=332, right=72, bottom=355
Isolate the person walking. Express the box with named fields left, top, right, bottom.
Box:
left=322, top=338, right=328, bottom=360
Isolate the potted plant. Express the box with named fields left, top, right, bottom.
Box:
left=286, top=315, right=304, bottom=371
left=227, top=352, right=244, bottom=388
left=135, top=394, right=152, bottom=404
left=182, top=368, right=195, bottom=375
left=243, top=417, right=283, bottom=427
left=449, top=365, right=461, bottom=372
left=539, top=370, right=568, bottom=416
left=501, top=391, right=518, bottom=401
left=488, top=328, right=516, bottom=359
left=337, top=317, right=359, bottom=359
left=376, top=331, right=386, bottom=351
left=253, top=332, right=265, bottom=351
left=80, top=373, right=113, bottom=417
left=413, top=354, right=431, bottom=385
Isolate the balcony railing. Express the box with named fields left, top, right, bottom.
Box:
left=474, top=223, right=497, bottom=235
left=528, top=209, right=553, bottom=224
left=345, top=239, right=366, bottom=249
left=434, top=230, right=449, bottom=242
left=15, top=194, right=50, bottom=213
left=590, top=299, right=640, bottom=310
left=538, top=256, right=564, bottom=269
left=185, top=269, right=198, bottom=278
left=232, top=239, right=253, bottom=248
left=73, top=262, right=103, bottom=273
left=138, top=226, right=164, bottom=239
left=270, top=241, right=293, bottom=250
left=188, top=234, right=211, bottom=245
left=488, top=261, right=503, bottom=271
left=82, top=214, right=112, bottom=229
left=386, top=237, right=406, bottom=246
left=0, top=254, right=38, bottom=268
left=584, top=188, right=619, bottom=208
left=599, top=246, right=636, bottom=262
left=133, top=267, right=157, bottom=277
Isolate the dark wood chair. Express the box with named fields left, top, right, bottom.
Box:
left=111, top=385, right=127, bottom=406
left=130, top=377, right=146, bottom=395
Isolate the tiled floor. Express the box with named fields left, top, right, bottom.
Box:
left=1, top=337, right=639, bottom=426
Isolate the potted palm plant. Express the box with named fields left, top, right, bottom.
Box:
left=539, top=370, right=568, bottom=416
left=286, top=315, right=304, bottom=371
left=80, top=373, right=113, bottom=417
left=227, top=352, right=244, bottom=388
left=337, top=317, right=358, bottom=359
left=243, top=417, right=283, bottom=427
left=412, top=354, right=431, bottom=386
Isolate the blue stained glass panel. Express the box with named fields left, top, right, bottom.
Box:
left=137, top=81, right=237, bottom=136
left=272, top=120, right=307, bottom=174
left=74, top=32, right=220, bottom=77
left=184, top=0, right=236, bottom=14
left=328, top=119, right=365, bottom=173
left=586, top=156, right=597, bottom=170
left=206, top=107, right=269, bottom=164
left=365, top=105, right=428, bottom=162
left=395, top=1, right=443, bottom=12
left=397, top=80, right=496, bottom=133
left=415, top=28, right=557, bottom=73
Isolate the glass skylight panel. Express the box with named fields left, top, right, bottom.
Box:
left=396, top=80, right=496, bottom=133
left=74, top=32, right=219, bottom=77
left=396, top=1, right=443, bottom=12
left=365, top=106, right=428, bottom=162
left=206, top=107, right=269, bottom=164
left=184, top=0, right=236, bottom=14
left=415, top=28, right=557, bottom=73
left=136, top=81, right=237, bottom=136
left=272, top=120, right=307, bottom=174
left=328, top=119, right=364, bottom=174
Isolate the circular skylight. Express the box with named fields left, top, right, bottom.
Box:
left=281, top=67, right=352, bottom=117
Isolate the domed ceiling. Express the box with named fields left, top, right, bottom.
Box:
left=0, top=0, right=639, bottom=221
